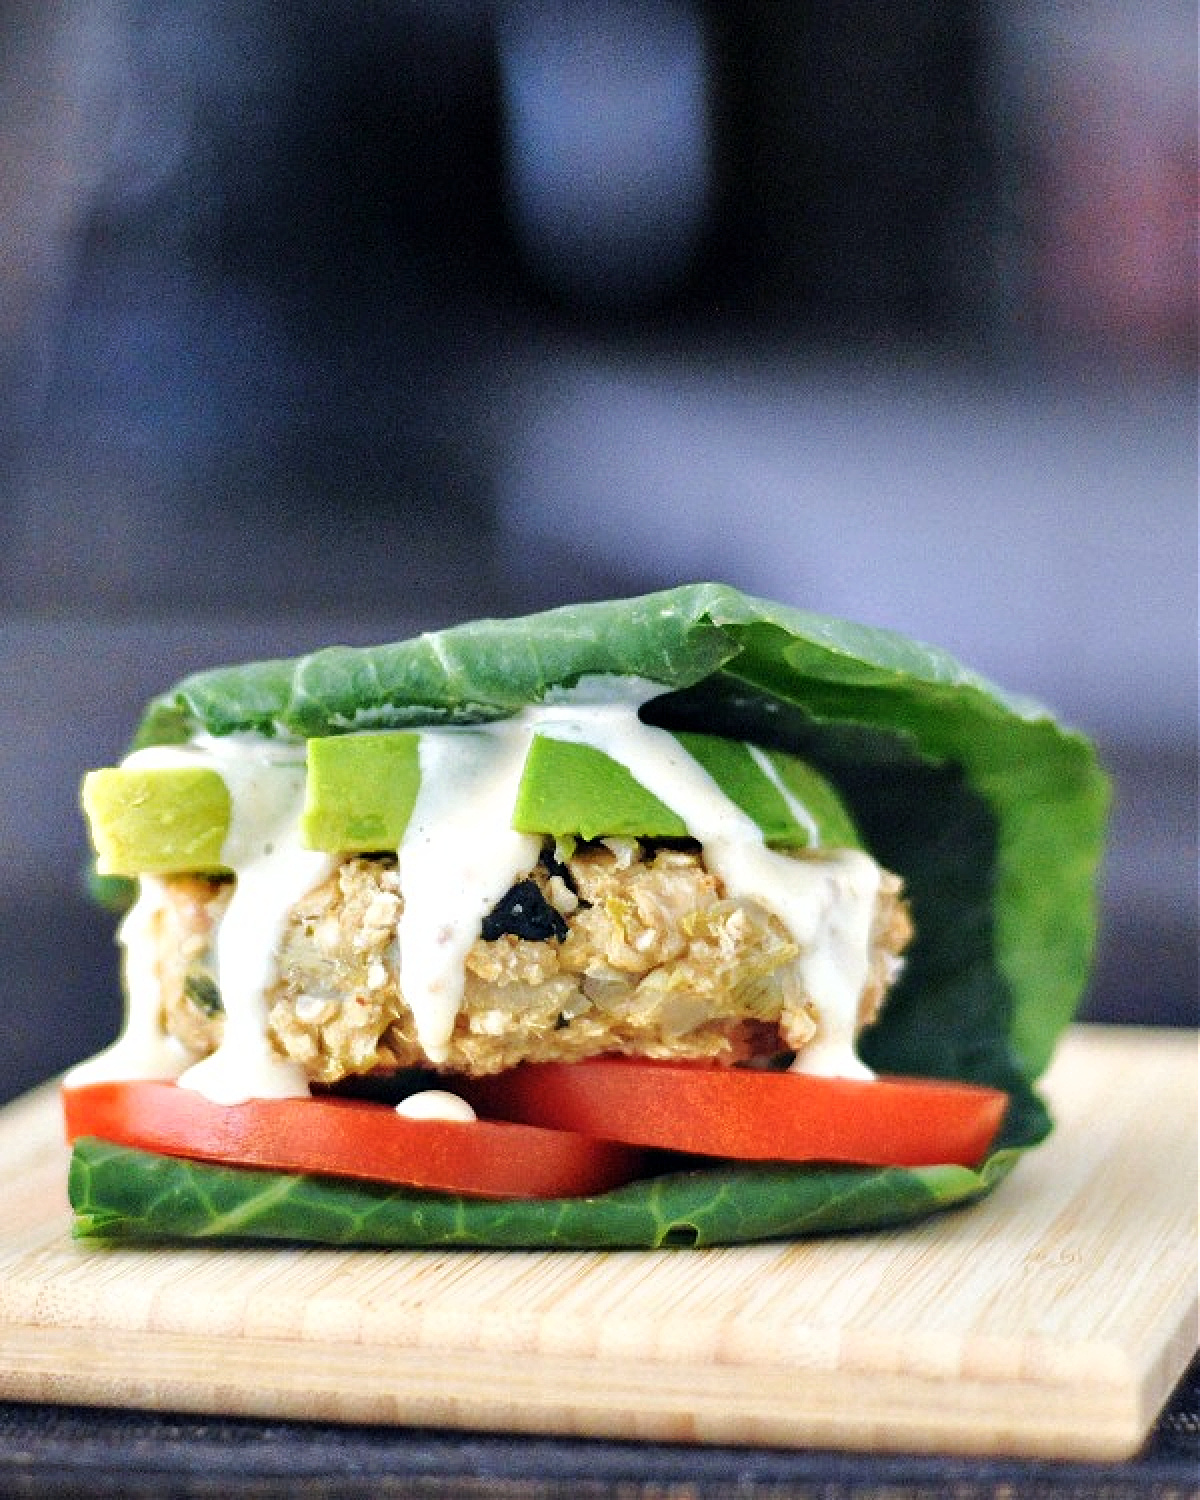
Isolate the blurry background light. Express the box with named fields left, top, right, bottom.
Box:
left=498, top=0, right=712, bottom=308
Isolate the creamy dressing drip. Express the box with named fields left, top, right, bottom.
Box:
left=76, top=679, right=882, bottom=1103
left=399, top=727, right=542, bottom=1062
left=181, top=750, right=334, bottom=1103
left=745, top=744, right=821, bottom=847
left=64, top=876, right=194, bottom=1087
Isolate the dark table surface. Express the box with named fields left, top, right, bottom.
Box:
left=0, top=1350, right=1197, bottom=1499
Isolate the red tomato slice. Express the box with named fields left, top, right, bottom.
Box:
left=62, top=1081, right=646, bottom=1199
left=461, top=1058, right=1009, bottom=1168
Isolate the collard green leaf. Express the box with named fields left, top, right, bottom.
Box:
left=69, top=1138, right=1020, bottom=1249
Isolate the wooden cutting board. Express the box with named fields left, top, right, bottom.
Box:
left=0, top=1024, right=1195, bottom=1460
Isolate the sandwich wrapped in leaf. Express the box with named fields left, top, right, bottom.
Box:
left=65, top=584, right=1109, bottom=1246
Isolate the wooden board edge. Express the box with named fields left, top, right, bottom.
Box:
left=0, top=1322, right=1169, bottom=1461
left=1138, top=1293, right=1200, bottom=1438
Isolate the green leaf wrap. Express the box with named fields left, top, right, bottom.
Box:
left=80, top=582, right=1107, bottom=1247
left=70, top=1138, right=1023, bottom=1248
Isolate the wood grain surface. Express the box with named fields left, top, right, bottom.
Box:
left=0, top=1025, right=1195, bottom=1460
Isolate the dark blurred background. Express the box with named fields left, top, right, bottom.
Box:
left=1, top=0, right=1195, bottom=1103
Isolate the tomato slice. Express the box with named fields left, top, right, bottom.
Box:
left=461, top=1059, right=1009, bottom=1168
left=62, top=1081, right=646, bottom=1199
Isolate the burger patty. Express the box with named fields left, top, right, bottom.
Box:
left=155, top=840, right=911, bottom=1083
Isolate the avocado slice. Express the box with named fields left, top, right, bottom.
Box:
left=510, top=736, right=688, bottom=841
left=82, top=766, right=232, bottom=877
left=511, top=732, right=858, bottom=848
left=302, top=731, right=420, bottom=853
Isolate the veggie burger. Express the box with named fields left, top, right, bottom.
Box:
left=64, top=585, right=1108, bottom=1247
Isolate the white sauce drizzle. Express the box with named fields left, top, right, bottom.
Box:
left=745, top=743, right=821, bottom=847
left=64, top=876, right=195, bottom=1086
left=78, top=678, right=884, bottom=1100
left=398, top=726, right=541, bottom=1062
left=181, top=738, right=334, bottom=1103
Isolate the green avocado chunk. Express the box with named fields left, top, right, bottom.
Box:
left=511, top=732, right=859, bottom=849
left=82, top=766, right=231, bottom=876
left=511, top=736, right=689, bottom=841
left=302, top=731, right=420, bottom=852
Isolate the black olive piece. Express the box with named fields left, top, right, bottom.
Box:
left=481, top=879, right=568, bottom=942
